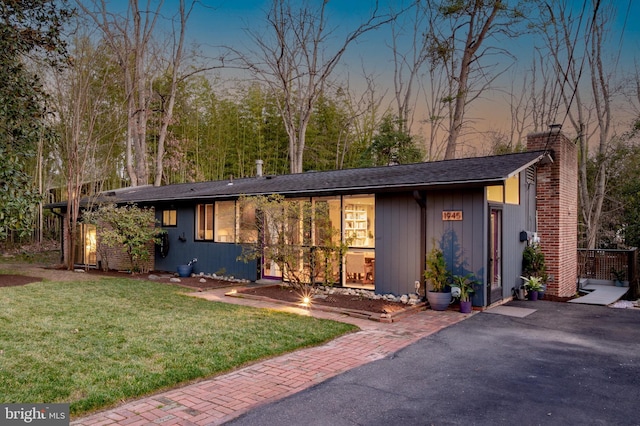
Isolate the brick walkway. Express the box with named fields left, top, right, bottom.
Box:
left=72, top=288, right=468, bottom=426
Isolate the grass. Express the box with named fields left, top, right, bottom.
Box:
left=0, top=276, right=357, bottom=416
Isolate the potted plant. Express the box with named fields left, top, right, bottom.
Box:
left=177, top=258, right=197, bottom=277
left=451, top=274, right=476, bottom=313
left=610, top=268, right=626, bottom=287
left=424, top=246, right=451, bottom=311
left=520, top=276, right=543, bottom=301
left=522, top=243, right=548, bottom=281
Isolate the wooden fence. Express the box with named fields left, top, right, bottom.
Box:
left=577, top=248, right=637, bottom=283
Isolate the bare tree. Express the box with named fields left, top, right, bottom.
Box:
left=540, top=1, right=617, bottom=249
left=240, top=0, right=393, bottom=173
left=421, top=25, right=455, bottom=160
left=529, top=48, right=561, bottom=132
left=506, top=71, right=534, bottom=148
left=78, top=0, right=199, bottom=187
left=390, top=1, right=430, bottom=134
left=336, top=72, right=386, bottom=169
left=427, top=0, right=527, bottom=159
left=153, top=0, right=195, bottom=186
left=49, top=34, right=115, bottom=269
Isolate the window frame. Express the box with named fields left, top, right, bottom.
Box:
left=195, top=203, right=214, bottom=241
left=161, top=209, right=177, bottom=227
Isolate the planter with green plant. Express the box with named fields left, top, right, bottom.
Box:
left=520, top=275, right=543, bottom=301
left=610, top=268, right=626, bottom=287
left=451, top=274, right=476, bottom=313
left=522, top=243, right=547, bottom=298
left=424, top=246, right=451, bottom=311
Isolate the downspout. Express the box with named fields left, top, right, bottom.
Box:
left=413, top=190, right=427, bottom=300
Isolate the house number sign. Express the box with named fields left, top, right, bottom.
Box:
left=442, top=210, right=463, bottom=221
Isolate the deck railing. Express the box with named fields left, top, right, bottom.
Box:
left=577, top=248, right=637, bottom=283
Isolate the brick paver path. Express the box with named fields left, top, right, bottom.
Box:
left=72, top=287, right=468, bottom=426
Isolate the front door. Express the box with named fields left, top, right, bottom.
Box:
left=74, top=223, right=97, bottom=267
left=488, top=208, right=502, bottom=304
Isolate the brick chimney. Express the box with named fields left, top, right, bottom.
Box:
left=527, top=128, right=578, bottom=299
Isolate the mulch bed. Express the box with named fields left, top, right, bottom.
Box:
left=236, top=285, right=415, bottom=315
left=0, top=275, right=43, bottom=287
left=76, top=269, right=421, bottom=316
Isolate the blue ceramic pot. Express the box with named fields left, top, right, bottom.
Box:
left=177, top=265, right=193, bottom=277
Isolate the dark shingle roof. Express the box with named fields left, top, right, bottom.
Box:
left=47, top=151, right=549, bottom=208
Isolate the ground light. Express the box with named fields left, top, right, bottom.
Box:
left=298, top=287, right=315, bottom=307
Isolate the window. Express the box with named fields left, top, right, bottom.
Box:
left=238, top=201, right=258, bottom=243
left=487, top=175, right=520, bottom=205
left=215, top=201, right=236, bottom=242
left=312, top=197, right=341, bottom=246
left=487, top=185, right=503, bottom=203
left=343, top=195, right=375, bottom=248
left=162, top=209, right=177, bottom=226
left=505, top=175, right=520, bottom=204
left=196, top=204, right=214, bottom=240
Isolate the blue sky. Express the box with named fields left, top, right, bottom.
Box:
left=184, top=0, right=640, bottom=68
left=141, top=0, right=640, bottom=138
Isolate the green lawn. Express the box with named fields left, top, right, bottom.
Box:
left=0, top=276, right=357, bottom=415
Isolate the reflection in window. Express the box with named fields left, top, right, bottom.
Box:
left=313, top=197, right=341, bottom=246
left=238, top=201, right=257, bottom=243
left=215, top=201, right=236, bottom=242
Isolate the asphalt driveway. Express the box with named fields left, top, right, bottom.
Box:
left=226, top=300, right=640, bottom=425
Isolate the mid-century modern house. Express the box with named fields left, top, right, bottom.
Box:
left=48, top=130, right=578, bottom=308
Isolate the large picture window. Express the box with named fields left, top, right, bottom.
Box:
left=215, top=201, right=236, bottom=242
left=238, top=201, right=258, bottom=243
left=343, top=195, right=375, bottom=248
left=313, top=197, right=341, bottom=246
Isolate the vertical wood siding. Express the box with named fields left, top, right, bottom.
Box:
left=154, top=205, right=258, bottom=280
left=501, top=172, right=536, bottom=299
left=375, top=193, right=422, bottom=295
left=426, top=189, right=486, bottom=306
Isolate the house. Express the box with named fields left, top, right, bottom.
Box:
left=47, top=130, right=578, bottom=308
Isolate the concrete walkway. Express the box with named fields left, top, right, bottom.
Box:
left=71, top=287, right=468, bottom=426
left=568, top=283, right=629, bottom=305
